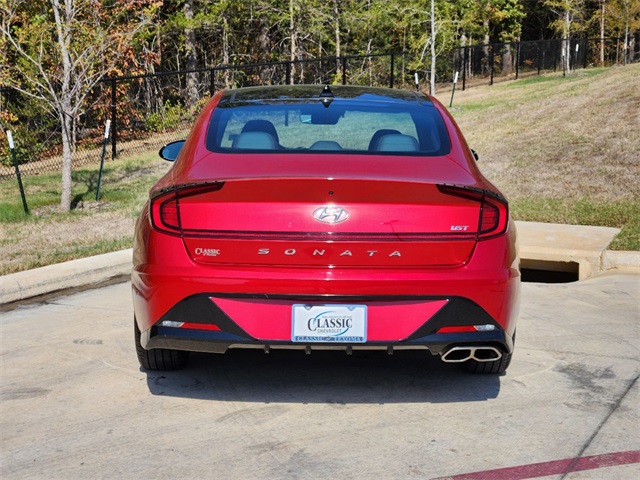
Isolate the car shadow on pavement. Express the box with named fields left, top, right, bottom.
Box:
left=144, top=349, right=502, bottom=404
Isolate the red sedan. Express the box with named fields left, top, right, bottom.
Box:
left=132, top=85, right=520, bottom=374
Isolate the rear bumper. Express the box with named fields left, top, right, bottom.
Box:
left=133, top=219, right=520, bottom=350
left=139, top=293, right=515, bottom=356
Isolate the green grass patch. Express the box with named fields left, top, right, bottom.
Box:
left=503, top=74, right=564, bottom=87
left=0, top=152, right=160, bottom=222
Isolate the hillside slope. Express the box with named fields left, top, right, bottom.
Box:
left=441, top=65, right=640, bottom=202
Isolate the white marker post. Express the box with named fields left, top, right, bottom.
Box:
left=95, top=119, right=111, bottom=201
left=449, top=71, right=459, bottom=108
left=414, top=72, right=420, bottom=92
left=7, top=131, right=29, bottom=214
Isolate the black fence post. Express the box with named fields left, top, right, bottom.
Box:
left=390, top=53, right=395, bottom=89
left=342, top=57, right=347, bottom=85
left=110, top=78, right=117, bottom=160
left=515, top=42, right=520, bottom=80
left=286, top=62, right=291, bottom=85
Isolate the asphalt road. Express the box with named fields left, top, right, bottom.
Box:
left=1, top=274, right=639, bottom=479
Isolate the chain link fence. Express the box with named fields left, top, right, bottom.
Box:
left=1, top=36, right=638, bottom=182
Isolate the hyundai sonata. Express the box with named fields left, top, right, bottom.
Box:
left=132, top=84, right=520, bottom=374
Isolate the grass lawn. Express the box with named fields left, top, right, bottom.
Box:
left=1, top=64, right=638, bottom=275
left=0, top=153, right=170, bottom=275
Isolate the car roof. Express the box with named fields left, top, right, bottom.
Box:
left=219, top=85, right=432, bottom=106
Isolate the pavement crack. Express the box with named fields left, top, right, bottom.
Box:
left=559, top=372, right=639, bottom=479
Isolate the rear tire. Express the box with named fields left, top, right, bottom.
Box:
left=134, top=318, right=189, bottom=371
left=460, top=350, right=512, bottom=374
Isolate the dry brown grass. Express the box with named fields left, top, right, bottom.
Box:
left=441, top=64, right=640, bottom=202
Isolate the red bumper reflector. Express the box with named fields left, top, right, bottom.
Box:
left=437, top=326, right=477, bottom=334
left=181, top=323, right=221, bottom=331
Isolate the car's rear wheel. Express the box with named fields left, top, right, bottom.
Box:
left=134, top=318, right=189, bottom=371
left=461, top=331, right=515, bottom=374
left=460, top=350, right=512, bottom=374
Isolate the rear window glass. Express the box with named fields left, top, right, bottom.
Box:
left=206, top=100, right=450, bottom=156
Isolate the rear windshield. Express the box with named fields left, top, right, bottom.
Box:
left=206, top=100, right=451, bottom=156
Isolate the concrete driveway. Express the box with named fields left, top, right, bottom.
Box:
left=1, top=274, right=639, bottom=479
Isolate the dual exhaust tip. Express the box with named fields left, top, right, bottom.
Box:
left=441, top=346, right=503, bottom=363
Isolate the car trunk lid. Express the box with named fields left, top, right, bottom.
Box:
left=150, top=178, right=507, bottom=267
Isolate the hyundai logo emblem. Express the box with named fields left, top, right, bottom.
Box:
left=313, top=206, right=350, bottom=224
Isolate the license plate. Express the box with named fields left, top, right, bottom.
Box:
left=292, top=304, right=367, bottom=343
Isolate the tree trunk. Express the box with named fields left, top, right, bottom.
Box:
left=184, top=0, right=198, bottom=108
left=258, top=20, right=271, bottom=84
left=600, top=0, right=605, bottom=65
left=334, top=0, right=341, bottom=80
left=502, top=44, right=513, bottom=74
left=430, top=0, right=436, bottom=95
left=52, top=0, right=74, bottom=211
left=624, top=21, right=629, bottom=65
left=59, top=107, right=73, bottom=211
left=564, top=10, right=571, bottom=74
left=483, top=18, right=490, bottom=75
left=222, top=16, right=230, bottom=88
left=289, top=0, right=296, bottom=84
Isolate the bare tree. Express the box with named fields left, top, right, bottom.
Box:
left=609, top=0, right=640, bottom=64
left=418, top=0, right=448, bottom=95
left=184, top=0, right=199, bottom=108
left=545, top=0, right=585, bottom=75
left=1, top=0, right=155, bottom=211
left=600, top=0, right=607, bottom=65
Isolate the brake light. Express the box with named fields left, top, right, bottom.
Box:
left=437, top=184, right=508, bottom=240
left=149, top=183, right=224, bottom=236
left=160, top=198, right=180, bottom=229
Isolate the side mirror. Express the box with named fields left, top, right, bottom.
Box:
left=159, top=140, right=185, bottom=162
left=471, top=149, right=479, bottom=161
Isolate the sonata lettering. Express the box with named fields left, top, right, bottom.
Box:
left=255, top=248, right=401, bottom=258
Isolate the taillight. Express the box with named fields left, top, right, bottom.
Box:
left=437, top=184, right=509, bottom=240
left=149, top=183, right=224, bottom=236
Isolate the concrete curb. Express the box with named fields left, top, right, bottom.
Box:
left=515, top=221, right=622, bottom=280
left=1, top=222, right=638, bottom=306
left=0, top=249, right=133, bottom=305
left=602, top=250, right=640, bottom=274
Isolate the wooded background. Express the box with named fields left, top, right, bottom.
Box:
left=1, top=0, right=639, bottom=210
